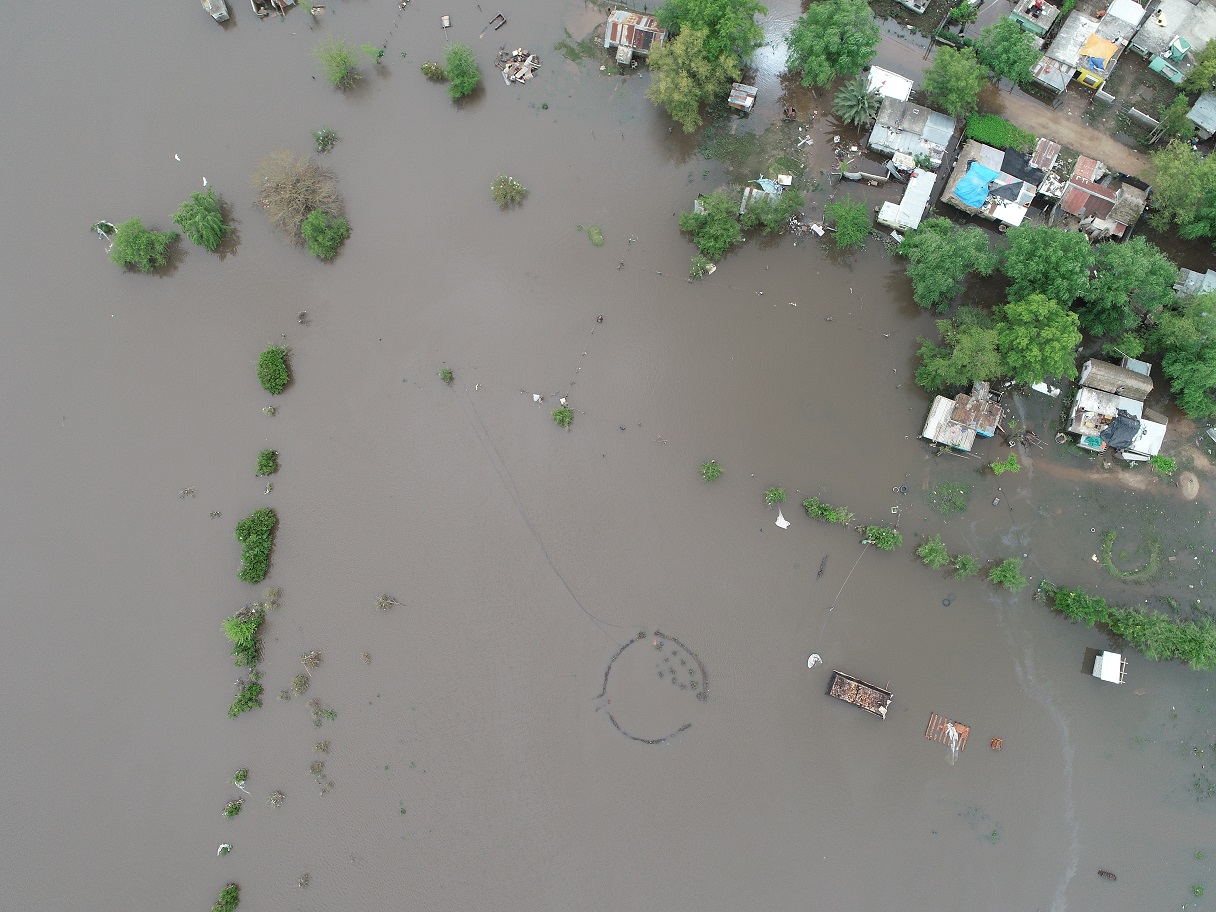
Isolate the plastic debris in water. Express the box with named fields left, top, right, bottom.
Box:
left=217, top=844, right=232, bottom=857
left=807, top=654, right=822, bottom=669
left=775, top=510, right=790, bottom=529
left=174, top=153, right=180, bottom=161
left=532, top=393, right=542, bottom=402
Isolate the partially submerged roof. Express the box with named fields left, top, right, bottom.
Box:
left=867, top=66, right=914, bottom=101
left=1080, top=358, right=1154, bottom=400
left=728, top=82, right=757, bottom=112
left=922, top=396, right=977, bottom=451
left=1092, top=651, right=1127, bottom=683
left=876, top=168, right=935, bottom=231
left=604, top=9, right=667, bottom=53
left=868, top=98, right=956, bottom=166
left=921, top=383, right=1004, bottom=450
left=1175, top=266, right=1216, bottom=296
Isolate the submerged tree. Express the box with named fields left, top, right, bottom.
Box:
left=251, top=150, right=341, bottom=240
left=314, top=37, right=361, bottom=89
left=1001, top=224, right=1094, bottom=305
left=975, top=17, right=1040, bottom=86
left=656, top=0, right=767, bottom=65
left=108, top=218, right=177, bottom=272
left=914, top=308, right=1002, bottom=393
left=172, top=188, right=231, bottom=251
left=921, top=46, right=985, bottom=117
left=1078, top=238, right=1177, bottom=337
left=300, top=210, right=351, bottom=260
left=679, top=191, right=743, bottom=259
left=444, top=42, right=481, bottom=99
left=898, top=217, right=997, bottom=311
left=824, top=197, right=870, bottom=249
left=787, top=0, right=880, bottom=88
left=739, top=188, right=806, bottom=234
left=832, top=73, right=883, bottom=127
left=646, top=28, right=739, bottom=133
left=995, top=293, right=1081, bottom=386
left=1148, top=292, right=1216, bottom=419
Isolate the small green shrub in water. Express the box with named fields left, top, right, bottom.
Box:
left=108, top=217, right=177, bottom=272
left=578, top=225, right=605, bottom=246
left=689, top=255, right=712, bottom=279
left=765, top=487, right=785, bottom=507
left=700, top=460, right=722, bottom=481
left=361, top=43, right=385, bottom=64
left=301, top=210, right=350, bottom=260
left=223, top=798, right=243, bottom=818
left=172, top=189, right=231, bottom=251
left=235, top=508, right=277, bottom=584
left=257, top=344, right=290, bottom=394
left=864, top=525, right=903, bottom=551
left=420, top=61, right=446, bottom=81
left=314, top=37, right=361, bottom=89
left=255, top=449, right=278, bottom=476
left=991, top=454, right=1020, bottom=475
left=552, top=406, right=573, bottom=429
left=212, top=883, right=240, bottom=912
left=444, top=42, right=480, bottom=99
left=438, top=367, right=454, bottom=386
left=802, top=497, right=854, bottom=525
left=229, top=676, right=263, bottom=718
left=989, top=557, right=1028, bottom=592
left=223, top=604, right=265, bottom=667
left=953, top=554, right=980, bottom=579
left=313, top=127, right=338, bottom=153
left=917, top=535, right=951, bottom=569
left=490, top=174, right=527, bottom=209
left=1195, top=885, right=1205, bottom=897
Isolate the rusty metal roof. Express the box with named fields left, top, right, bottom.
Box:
left=604, top=10, right=666, bottom=53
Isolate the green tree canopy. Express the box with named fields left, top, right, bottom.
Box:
left=824, top=197, right=871, bottom=248
left=1148, top=141, right=1216, bottom=240
left=898, top=217, right=998, bottom=311
left=444, top=42, right=481, bottom=99
left=679, top=191, right=743, bottom=259
left=914, top=307, right=1002, bottom=392
left=786, top=0, right=880, bottom=88
left=657, top=0, right=767, bottom=63
left=313, top=37, right=361, bottom=89
left=832, top=73, right=883, bottom=126
left=921, top=46, right=986, bottom=117
left=995, top=293, right=1082, bottom=385
left=646, top=28, right=739, bottom=133
left=740, top=188, right=806, bottom=233
left=172, top=188, right=231, bottom=251
left=1078, top=238, right=1177, bottom=338
left=1001, top=225, right=1094, bottom=305
left=1154, top=94, right=1197, bottom=143
left=109, top=218, right=178, bottom=272
left=1148, top=292, right=1216, bottom=419
left=1182, top=39, right=1216, bottom=95
left=975, top=17, right=1040, bottom=86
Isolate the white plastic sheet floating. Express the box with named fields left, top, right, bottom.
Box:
left=775, top=510, right=790, bottom=529
left=807, top=653, right=822, bottom=668
left=945, top=722, right=960, bottom=764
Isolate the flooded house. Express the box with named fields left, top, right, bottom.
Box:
left=866, top=65, right=915, bottom=102
left=1067, top=358, right=1167, bottom=460
left=1129, top=0, right=1216, bottom=83
left=921, top=381, right=1005, bottom=452
left=603, top=9, right=667, bottom=65
left=827, top=670, right=893, bottom=718
left=1188, top=92, right=1216, bottom=139
left=727, top=82, right=758, bottom=113
left=876, top=167, right=935, bottom=231
left=867, top=98, right=955, bottom=169
left=943, top=139, right=1050, bottom=229
left=1054, top=156, right=1147, bottom=239
left=1032, top=0, right=1146, bottom=91
left=1175, top=264, right=1216, bottom=296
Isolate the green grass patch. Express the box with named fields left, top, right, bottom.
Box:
left=864, top=525, right=903, bottom=551
left=765, top=486, right=785, bottom=506
left=578, top=225, right=604, bottom=246
left=926, top=482, right=971, bottom=514
left=989, top=557, right=1028, bottom=592
left=235, top=508, right=277, bottom=584
left=223, top=604, right=265, bottom=667
left=917, top=534, right=951, bottom=569
left=965, top=114, right=1035, bottom=152
left=229, top=676, right=263, bottom=718
left=700, top=460, right=722, bottom=481
left=212, top=883, right=240, bottom=912
left=953, top=554, right=980, bottom=579
left=554, top=28, right=602, bottom=62
left=1100, top=529, right=1162, bottom=582
left=802, top=497, right=854, bottom=525
left=552, top=406, right=573, bottom=429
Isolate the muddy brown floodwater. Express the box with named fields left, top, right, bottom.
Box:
left=2, top=2, right=1215, bottom=911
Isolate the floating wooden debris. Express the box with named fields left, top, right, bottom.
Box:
left=497, top=47, right=540, bottom=84
left=925, top=713, right=970, bottom=751
left=486, top=12, right=506, bottom=31
left=1098, top=869, right=1116, bottom=881
left=990, top=737, right=1003, bottom=750
left=828, top=670, right=893, bottom=718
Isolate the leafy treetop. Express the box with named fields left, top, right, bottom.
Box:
left=786, top=0, right=880, bottom=88
left=975, top=17, right=1040, bottom=85
left=1078, top=238, right=1177, bottom=338
left=995, top=293, right=1082, bottom=386
left=898, top=217, right=997, bottom=311
left=109, top=218, right=177, bottom=273
left=921, top=46, right=986, bottom=117
left=1148, top=292, right=1216, bottom=419
left=172, top=189, right=231, bottom=251
left=444, top=42, right=481, bottom=100
left=1001, top=225, right=1094, bottom=305
left=824, top=197, right=870, bottom=249
left=679, top=191, right=744, bottom=259
left=1182, top=39, right=1216, bottom=95
left=914, top=308, right=1002, bottom=393
left=657, top=0, right=768, bottom=64
left=1147, top=142, right=1216, bottom=242
left=646, top=28, right=740, bottom=133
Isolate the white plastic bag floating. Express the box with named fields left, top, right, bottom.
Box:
left=807, top=653, right=822, bottom=669
left=775, top=510, right=790, bottom=529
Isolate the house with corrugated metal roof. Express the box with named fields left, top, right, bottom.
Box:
left=867, top=98, right=955, bottom=168
left=1130, top=0, right=1216, bottom=83
left=1175, top=265, right=1216, bottom=296
left=1067, top=358, right=1166, bottom=460
left=1010, top=0, right=1060, bottom=37
left=603, top=9, right=667, bottom=64
left=1056, top=156, right=1146, bottom=239
left=921, top=382, right=1005, bottom=453
left=942, top=139, right=1049, bottom=228
left=1032, top=0, right=1146, bottom=91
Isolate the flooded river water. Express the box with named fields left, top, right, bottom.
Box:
left=2, top=2, right=1215, bottom=910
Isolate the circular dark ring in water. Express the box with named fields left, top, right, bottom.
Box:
left=899, top=485, right=908, bottom=494
left=942, top=596, right=953, bottom=607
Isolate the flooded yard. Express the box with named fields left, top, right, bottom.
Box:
left=1, top=1, right=1214, bottom=911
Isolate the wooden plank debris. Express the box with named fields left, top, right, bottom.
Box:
left=828, top=670, right=893, bottom=718
left=496, top=47, right=541, bottom=84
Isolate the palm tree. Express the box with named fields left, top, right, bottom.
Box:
left=832, top=74, right=883, bottom=127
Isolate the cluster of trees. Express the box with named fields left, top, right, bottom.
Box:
left=1148, top=140, right=1216, bottom=245
left=919, top=18, right=1042, bottom=117
left=679, top=186, right=805, bottom=266
left=106, top=188, right=235, bottom=273
left=251, top=150, right=350, bottom=259
left=903, top=220, right=1216, bottom=418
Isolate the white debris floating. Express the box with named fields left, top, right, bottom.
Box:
left=775, top=510, right=790, bottom=529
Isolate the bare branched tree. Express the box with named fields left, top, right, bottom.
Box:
left=301, top=651, right=322, bottom=675
left=251, top=150, right=341, bottom=240
left=377, top=594, right=402, bottom=611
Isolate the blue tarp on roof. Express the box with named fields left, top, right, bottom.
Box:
left=953, top=162, right=1000, bottom=208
